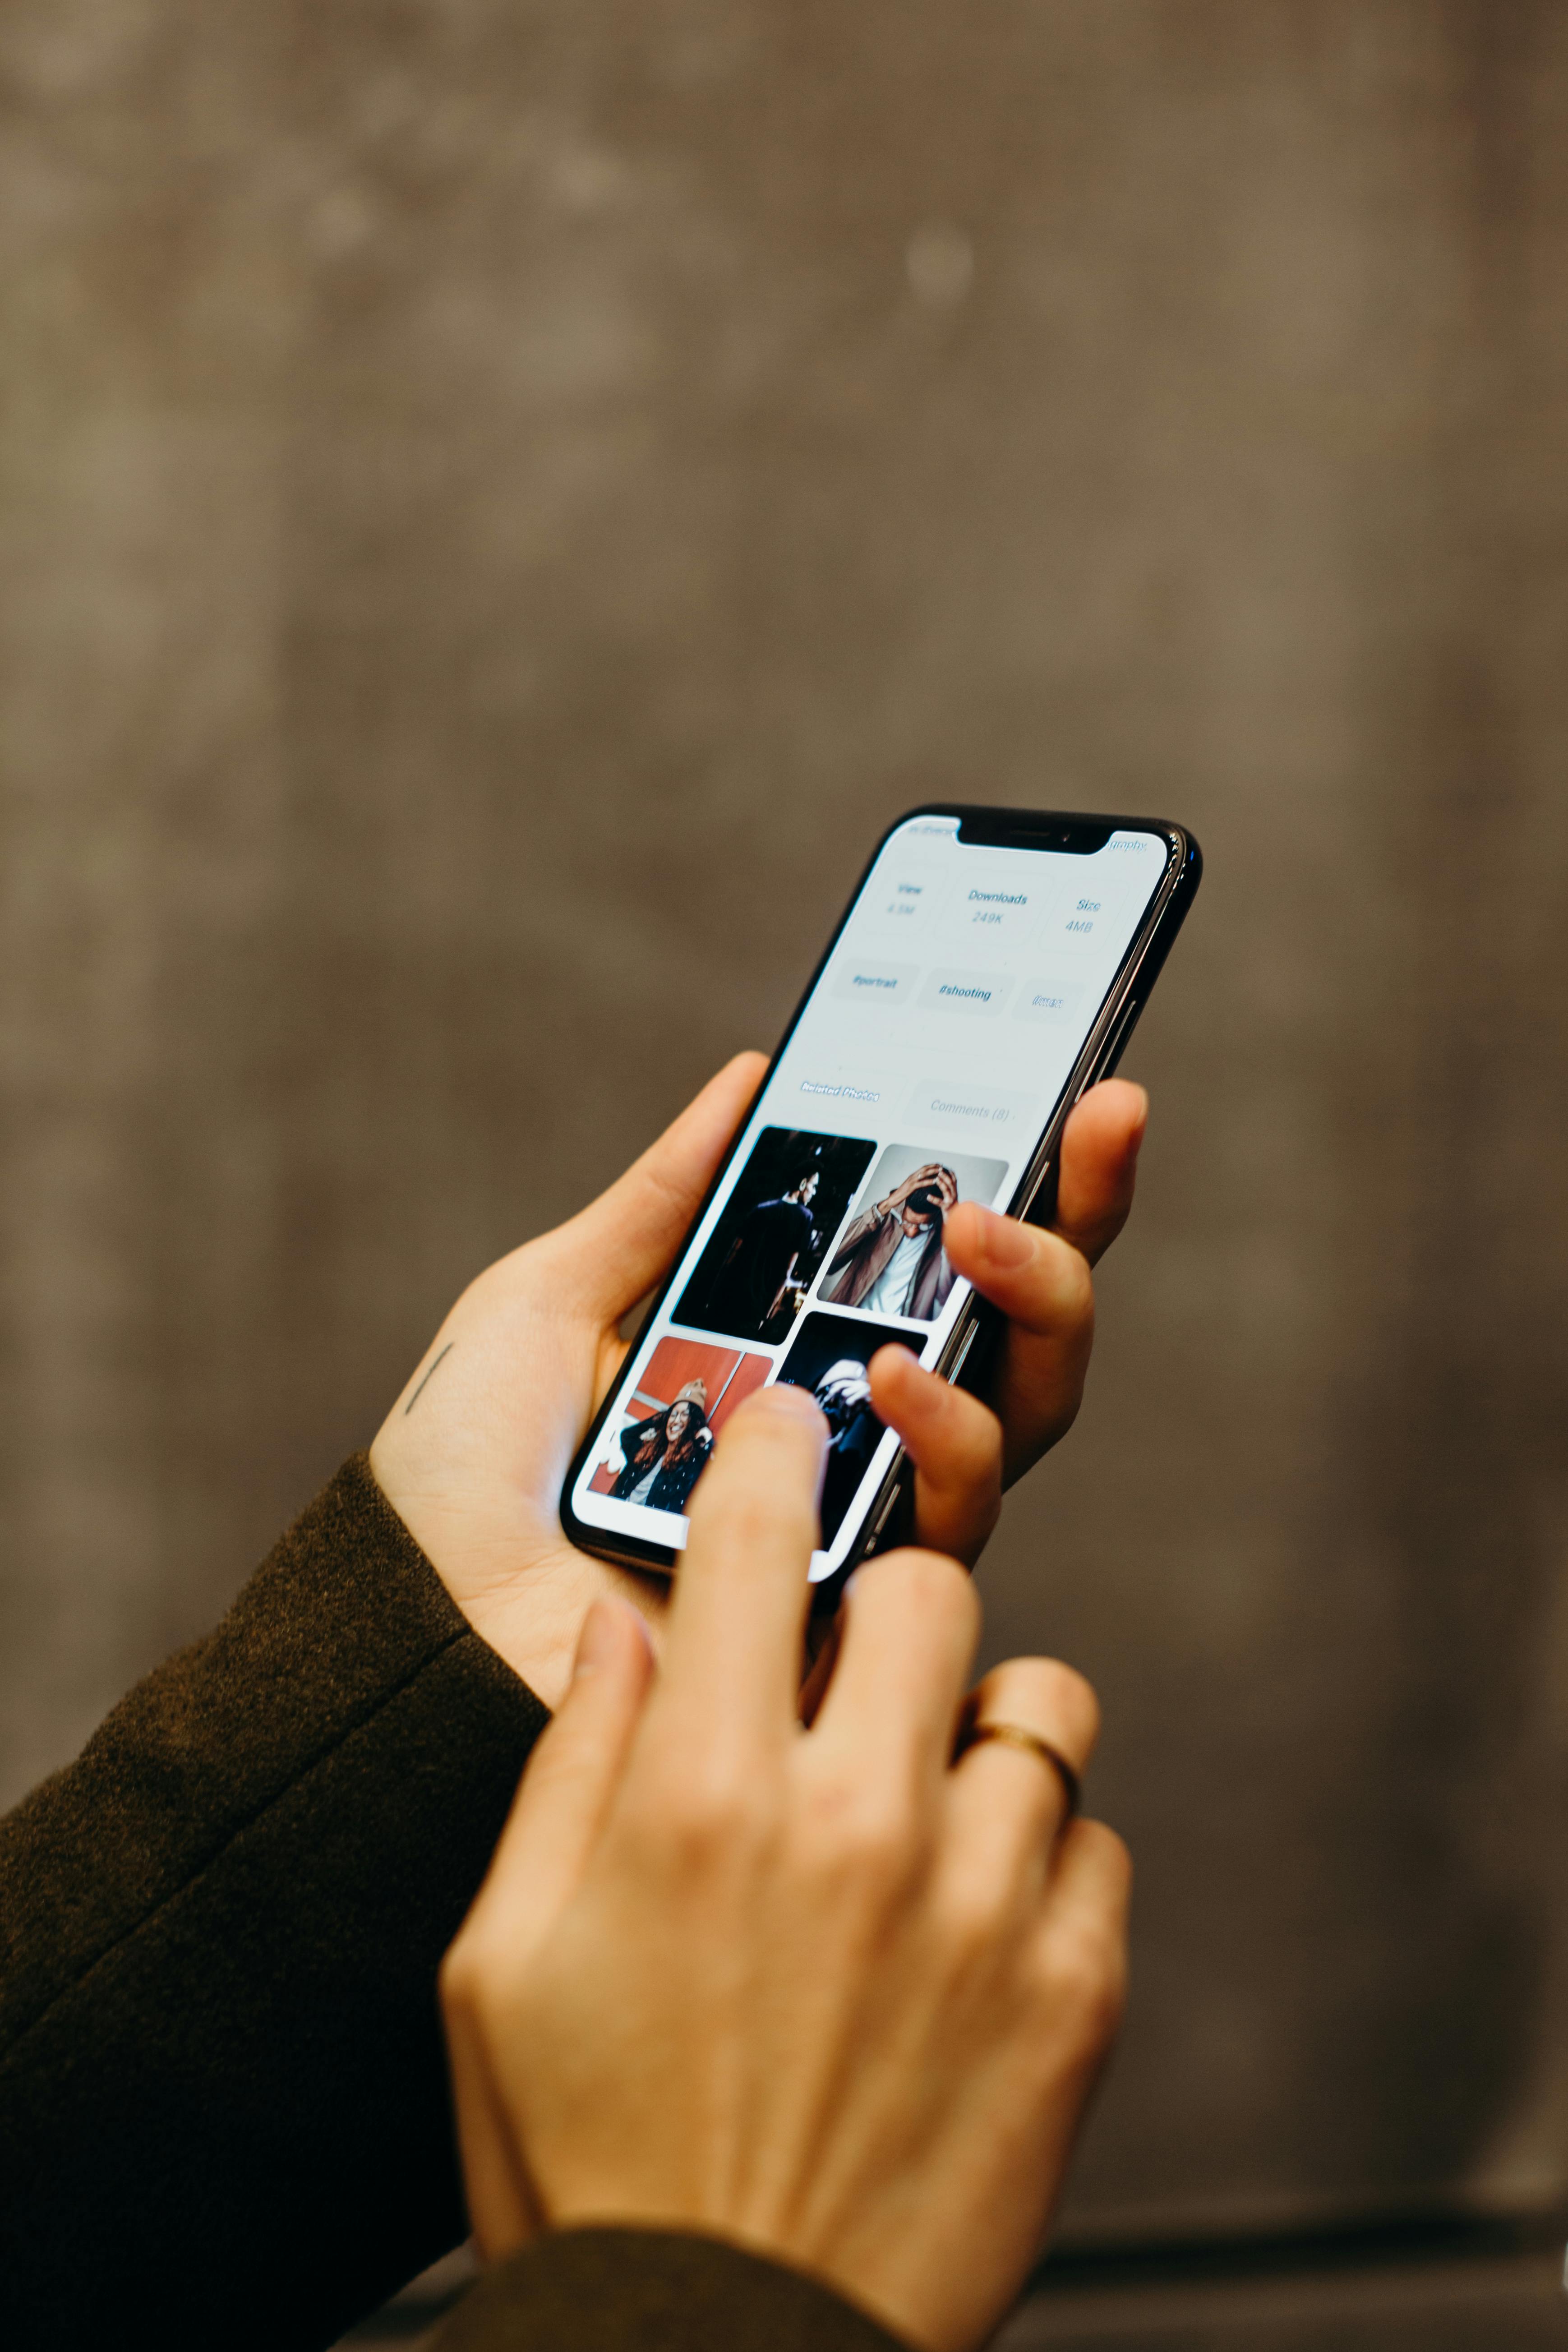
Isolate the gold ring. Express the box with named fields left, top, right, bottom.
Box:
left=955, top=1720, right=1081, bottom=1817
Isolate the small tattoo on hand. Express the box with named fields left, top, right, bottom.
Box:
left=403, top=1341, right=455, bottom=1415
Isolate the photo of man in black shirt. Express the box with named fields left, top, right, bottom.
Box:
left=706, top=1172, right=820, bottom=1335
left=674, top=1129, right=876, bottom=1344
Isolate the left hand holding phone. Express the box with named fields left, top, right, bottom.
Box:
left=369, top=1055, right=1147, bottom=1706
left=868, top=1072, right=1148, bottom=1566
left=440, top=1384, right=1129, bottom=2352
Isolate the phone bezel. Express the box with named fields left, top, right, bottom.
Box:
left=558, top=802, right=1202, bottom=1594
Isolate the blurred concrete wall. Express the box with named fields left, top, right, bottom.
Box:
left=3, top=0, right=1567, bottom=2248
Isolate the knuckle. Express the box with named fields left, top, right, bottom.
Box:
left=671, top=1780, right=747, bottom=1856
left=656, top=1751, right=778, bottom=1871
left=1042, top=1231, right=1095, bottom=1317
left=1093, top=1819, right=1134, bottom=1897
left=866, top=1545, right=982, bottom=1640
left=973, top=1398, right=1006, bottom=1467
left=800, top=1767, right=930, bottom=1900
left=440, top=1931, right=515, bottom=2038
left=943, top=1395, right=1003, bottom=1484
left=939, top=1866, right=1018, bottom=1967
left=438, top=1940, right=477, bottom=2017
left=1038, top=1917, right=1128, bottom=2047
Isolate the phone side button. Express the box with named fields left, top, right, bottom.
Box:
left=1096, top=994, right=1142, bottom=1080
left=946, top=1325, right=979, bottom=1384
left=868, top=1482, right=901, bottom=1545
left=1017, top=1163, right=1055, bottom=1224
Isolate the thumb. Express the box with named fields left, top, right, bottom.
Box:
left=543, top=1051, right=766, bottom=1325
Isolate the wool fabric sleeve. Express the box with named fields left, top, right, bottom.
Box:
left=0, top=1453, right=549, bottom=2352
left=432, top=2226, right=912, bottom=2352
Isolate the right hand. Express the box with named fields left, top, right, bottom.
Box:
left=440, top=1386, right=1130, bottom=2352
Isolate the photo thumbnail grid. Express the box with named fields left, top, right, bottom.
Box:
left=590, top=1125, right=1012, bottom=1538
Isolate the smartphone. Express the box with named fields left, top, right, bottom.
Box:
left=561, top=805, right=1201, bottom=1604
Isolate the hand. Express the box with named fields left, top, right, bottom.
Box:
left=369, top=1056, right=1146, bottom=1703
left=441, top=1387, right=1130, bottom=2352
left=867, top=1078, right=1146, bottom=1565
left=370, top=1056, right=767, bottom=1706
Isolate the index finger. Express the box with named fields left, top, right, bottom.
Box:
left=1051, top=1079, right=1147, bottom=1266
left=657, top=1384, right=829, bottom=1743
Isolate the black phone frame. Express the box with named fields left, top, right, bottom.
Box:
left=558, top=802, right=1203, bottom=1602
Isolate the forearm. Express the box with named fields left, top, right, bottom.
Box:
left=0, top=1454, right=549, bottom=2352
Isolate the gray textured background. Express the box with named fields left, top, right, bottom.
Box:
left=5, top=0, right=1568, bottom=2278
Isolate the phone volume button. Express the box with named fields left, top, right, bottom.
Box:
left=1094, top=995, right=1140, bottom=1082
left=869, top=1483, right=900, bottom=1541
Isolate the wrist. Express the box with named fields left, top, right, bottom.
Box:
left=535, top=2194, right=931, bottom=2351
left=466, top=2226, right=919, bottom=2352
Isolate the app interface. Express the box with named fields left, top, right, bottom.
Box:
left=569, top=816, right=1170, bottom=1577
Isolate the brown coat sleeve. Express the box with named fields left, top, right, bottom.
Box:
left=434, top=2227, right=911, bottom=2352
left=0, top=1453, right=549, bottom=2352
left=825, top=1204, right=884, bottom=1277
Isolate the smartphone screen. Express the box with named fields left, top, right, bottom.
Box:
left=565, top=810, right=1180, bottom=1582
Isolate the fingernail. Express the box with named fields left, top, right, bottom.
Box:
left=573, top=1600, right=618, bottom=1681
left=872, top=1347, right=934, bottom=1413
left=977, top=1207, right=1033, bottom=1269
